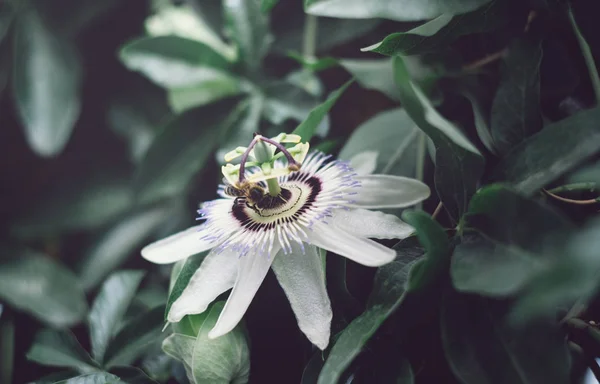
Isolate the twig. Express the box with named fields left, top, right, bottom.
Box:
left=462, top=49, right=507, bottom=71
left=544, top=189, right=599, bottom=205
left=431, top=202, right=443, bottom=220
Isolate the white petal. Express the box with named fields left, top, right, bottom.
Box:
left=332, top=208, right=413, bottom=240
left=141, top=225, right=217, bottom=264
left=308, top=223, right=395, bottom=267
left=350, top=175, right=430, bottom=209
left=271, top=243, right=332, bottom=350
left=208, top=243, right=281, bottom=339
left=349, top=151, right=378, bottom=176
left=168, top=248, right=239, bottom=322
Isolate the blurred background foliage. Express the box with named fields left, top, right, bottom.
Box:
left=1, top=0, right=600, bottom=383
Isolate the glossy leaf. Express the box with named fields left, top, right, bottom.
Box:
left=304, top=0, right=494, bottom=21
left=11, top=175, right=132, bottom=239
left=292, top=79, right=352, bottom=141
left=362, top=0, right=510, bottom=55
left=165, top=252, right=209, bottom=321
left=224, top=0, right=272, bottom=72
left=339, top=108, right=418, bottom=177
left=89, top=270, right=145, bottom=363
left=490, top=39, right=543, bottom=155
left=26, top=329, right=98, bottom=373
left=494, top=106, right=600, bottom=195
left=103, top=306, right=165, bottom=368
left=78, top=205, right=170, bottom=291
left=167, top=75, right=243, bottom=113
left=0, top=249, right=87, bottom=327
left=340, top=58, right=400, bottom=100
left=317, top=242, right=423, bottom=384
left=162, top=302, right=250, bottom=384
left=119, top=35, right=232, bottom=89
left=261, top=0, right=279, bottom=12
left=12, top=5, right=82, bottom=157
left=441, top=292, right=571, bottom=384
left=30, top=370, right=79, bottom=384
left=263, top=81, right=326, bottom=126
left=134, top=96, right=241, bottom=204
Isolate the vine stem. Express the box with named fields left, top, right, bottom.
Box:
left=568, top=4, right=600, bottom=104
left=302, top=14, right=318, bottom=60
left=415, top=132, right=427, bottom=210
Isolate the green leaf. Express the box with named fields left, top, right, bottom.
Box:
left=511, top=217, right=600, bottom=323
left=30, top=370, right=79, bottom=384
left=401, top=211, right=450, bottom=291
left=493, top=106, right=600, bottom=195
left=55, top=372, right=123, bottom=384
left=165, top=252, right=209, bottom=321
left=301, top=350, right=325, bottom=384
left=224, top=0, right=272, bottom=72
left=78, top=205, right=170, bottom=291
left=89, top=270, right=145, bottom=363
left=12, top=5, right=82, bottom=157
left=362, top=0, right=510, bottom=55
left=465, top=185, right=575, bottom=254
left=441, top=292, right=571, bottom=384
left=393, top=55, right=484, bottom=219
left=261, top=0, right=279, bottom=12
left=490, top=39, right=543, bottom=155
left=167, top=75, right=243, bottom=113
left=451, top=236, right=546, bottom=296
left=317, top=243, right=423, bottom=384
left=103, top=306, right=165, bottom=368
left=292, top=79, right=353, bottom=141
left=0, top=307, right=14, bottom=384
left=162, top=302, right=250, bottom=384
left=340, top=59, right=400, bottom=100
left=305, top=0, right=493, bottom=21
left=134, top=96, right=241, bottom=204
left=11, top=174, right=132, bottom=239
left=26, top=329, right=98, bottom=373
left=273, top=17, right=381, bottom=55
left=339, top=108, right=418, bottom=177
left=0, top=249, right=87, bottom=327
left=119, top=35, right=232, bottom=89
left=217, top=95, right=265, bottom=162
left=109, top=367, right=159, bottom=384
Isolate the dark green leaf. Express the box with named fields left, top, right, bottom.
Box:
left=30, top=370, right=78, bottom=384
left=493, top=107, right=600, bottom=195
left=490, top=39, right=543, bottom=155
left=0, top=249, right=87, bottom=327
left=362, top=0, right=510, bottom=55
left=162, top=302, right=250, bottom=384
left=451, top=236, right=546, bottom=296
left=287, top=53, right=338, bottom=72
left=465, top=184, right=575, bottom=254
left=441, top=292, right=571, bottom=384
left=305, top=0, right=493, bottom=21
left=12, top=5, right=82, bottom=157
left=292, top=79, right=352, bottom=141
left=263, top=81, right=323, bottom=125
left=89, top=270, right=145, bottom=363
left=0, top=307, right=14, bottom=384
left=261, top=0, right=279, bottom=12
left=110, top=367, right=159, bottom=384
left=78, top=205, right=170, bottom=291
left=119, top=35, right=232, bottom=89
left=217, top=95, right=265, bottom=162
left=340, top=58, right=400, bottom=100
left=317, top=243, right=423, bottom=384
left=511, top=217, right=600, bottom=323
left=393, top=55, right=483, bottom=220
left=339, top=108, right=418, bottom=177
left=26, top=329, right=98, bottom=373
left=104, top=306, right=165, bottom=368
left=134, top=96, right=241, bottom=204
left=223, top=0, right=272, bottom=72
left=167, top=75, right=244, bottom=113
left=301, top=351, right=325, bottom=384
left=165, top=252, right=209, bottom=321
left=401, top=211, right=450, bottom=291
left=11, top=174, right=132, bottom=239
left=55, top=372, right=123, bottom=384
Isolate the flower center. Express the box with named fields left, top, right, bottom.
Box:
left=230, top=175, right=322, bottom=231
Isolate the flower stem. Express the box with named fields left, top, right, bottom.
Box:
left=568, top=4, right=600, bottom=104
left=266, top=178, right=281, bottom=196
left=302, top=14, right=318, bottom=60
